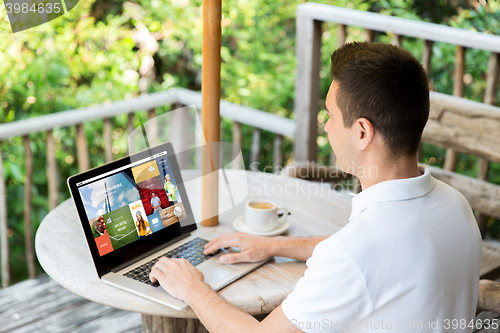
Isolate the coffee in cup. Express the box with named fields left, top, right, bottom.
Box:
left=245, top=200, right=288, bottom=232
left=249, top=202, right=275, bottom=210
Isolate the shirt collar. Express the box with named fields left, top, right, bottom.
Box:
left=349, top=165, right=436, bottom=221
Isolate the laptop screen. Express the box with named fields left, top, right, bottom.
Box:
left=76, top=150, right=188, bottom=257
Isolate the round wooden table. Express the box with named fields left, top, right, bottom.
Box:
left=35, top=169, right=352, bottom=332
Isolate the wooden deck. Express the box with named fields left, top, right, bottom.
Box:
left=1, top=273, right=500, bottom=332
left=4, top=249, right=500, bottom=333
left=0, top=274, right=141, bottom=333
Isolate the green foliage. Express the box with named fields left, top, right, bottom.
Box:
left=0, top=0, right=499, bottom=284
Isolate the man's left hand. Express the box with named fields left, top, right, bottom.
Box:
left=149, top=257, right=210, bottom=303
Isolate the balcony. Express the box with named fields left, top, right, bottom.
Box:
left=1, top=2, right=500, bottom=332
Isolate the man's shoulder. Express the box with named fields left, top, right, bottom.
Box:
left=325, top=177, right=478, bottom=256
left=432, top=177, right=470, bottom=205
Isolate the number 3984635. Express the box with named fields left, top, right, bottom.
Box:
left=5, top=2, right=61, bottom=14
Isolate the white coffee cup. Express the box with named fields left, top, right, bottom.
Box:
left=245, top=200, right=288, bottom=232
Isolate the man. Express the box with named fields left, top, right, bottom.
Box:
left=164, top=173, right=178, bottom=206
left=150, top=191, right=161, bottom=213
left=150, top=42, right=481, bottom=332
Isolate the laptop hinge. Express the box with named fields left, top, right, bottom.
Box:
left=111, top=233, right=191, bottom=273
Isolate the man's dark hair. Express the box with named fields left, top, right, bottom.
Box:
left=330, top=42, right=429, bottom=157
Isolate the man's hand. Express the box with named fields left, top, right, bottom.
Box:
left=203, top=232, right=274, bottom=264
left=149, top=257, right=212, bottom=303
left=205, top=233, right=329, bottom=263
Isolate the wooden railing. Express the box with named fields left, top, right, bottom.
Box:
left=0, top=88, right=296, bottom=288
left=293, top=3, right=500, bottom=229
left=294, top=3, right=500, bottom=163
left=3, top=3, right=500, bottom=289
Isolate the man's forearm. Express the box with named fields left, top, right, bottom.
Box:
left=268, top=236, right=328, bottom=261
left=187, top=284, right=260, bottom=333
left=183, top=234, right=328, bottom=332
left=189, top=236, right=327, bottom=330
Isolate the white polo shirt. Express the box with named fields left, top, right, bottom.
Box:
left=282, top=165, right=481, bottom=332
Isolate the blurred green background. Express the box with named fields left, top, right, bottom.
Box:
left=1, top=0, right=499, bottom=284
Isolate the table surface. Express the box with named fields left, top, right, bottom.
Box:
left=35, top=169, right=352, bottom=318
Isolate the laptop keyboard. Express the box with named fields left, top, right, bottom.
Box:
left=123, top=237, right=221, bottom=287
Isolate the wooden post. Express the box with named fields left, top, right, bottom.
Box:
left=444, top=45, right=466, bottom=172
left=273, top=134, right=283, bottom=171
left=391, top=33, right=402, bottom=47
left=231, top=121, right=243, bottom=169
left=76, top=124, right=90, bottom=172
left=453, top=46, right=466, bottom=97
left=142, top=315, right=208, bottom=333
left=0, top=142, right=9, bottom=288
left=422, top=40, right=434, bottom=79
left=294, top=17, right=322, bottom=162
left=147, top=109, right=158, bottom=147
left=127, top=113, right=135, bottom=136
left=365, top=29, right=374, bottom=42
left=418, top=39, right=434, bottom=162
left=201, top=0, right=221, bottom=226
left=337, top=24, right=346, bottom=47
left=46, top=130, right=59, bottom=210
left=103, top=118, right=113, bottom=163
left=484, top=52, right=500, bottom=106
left=250, top=128, right=261, bottom=168
left=23, top=136, right=36, bottom=280
left=476, top=52, right=500, bottom=236
left=443, top=148, right=459, bottom=172
left=170, top=104, right=192, bottom=170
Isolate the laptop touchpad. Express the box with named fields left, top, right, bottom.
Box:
left=200, top=263, right=240, bottom=288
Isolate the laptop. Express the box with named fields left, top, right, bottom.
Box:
left=67, top=141, right=268, bottom=310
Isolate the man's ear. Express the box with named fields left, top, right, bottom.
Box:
left=354, top=118, right=375, bottom=150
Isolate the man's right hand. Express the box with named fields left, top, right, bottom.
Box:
left=203, top=232, right=274, bottom=264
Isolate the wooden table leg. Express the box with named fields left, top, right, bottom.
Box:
left=142, top=313, right=269, bottom=332
left=142, top=314, right=208, bottom=333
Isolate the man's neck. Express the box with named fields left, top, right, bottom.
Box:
left=356, top=156, right=422, bottom=191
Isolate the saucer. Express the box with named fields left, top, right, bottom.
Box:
left=232, top=215, right=290, bottom=237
